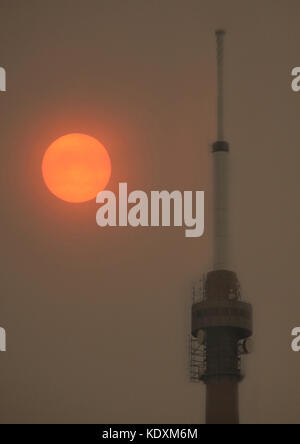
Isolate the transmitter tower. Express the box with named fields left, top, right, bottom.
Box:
left=191, top=30, right=253, bottom=425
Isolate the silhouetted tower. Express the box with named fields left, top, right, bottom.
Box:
left=191, top=30, right=253, bottom=425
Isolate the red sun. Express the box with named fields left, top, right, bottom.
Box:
left=42, top=133, right=111, bottom=203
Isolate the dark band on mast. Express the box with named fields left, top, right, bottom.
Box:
left=213, top=141, right=229, bottom=152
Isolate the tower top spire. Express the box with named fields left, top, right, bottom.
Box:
left=215, top=30, right=226, bottom=141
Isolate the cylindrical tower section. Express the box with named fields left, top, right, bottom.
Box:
left=213, top=142, right=229, bottom=270
left=206, top=377, right=239, bottom=424
left=191, top=270, right=253, bottom=424
left=205, top=326, right=240, bottom=424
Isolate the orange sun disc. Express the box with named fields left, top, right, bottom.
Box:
left=42, top=133, right=111, bottom=203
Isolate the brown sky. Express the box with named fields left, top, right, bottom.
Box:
left=0, top=0, right=300, bottom=424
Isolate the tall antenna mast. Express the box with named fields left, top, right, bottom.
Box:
left=213, top=29, right=230, bottom=270
left=191, top=30, right=253, bottom=424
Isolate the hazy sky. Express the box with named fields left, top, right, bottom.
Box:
left=0, top=0, right=300, bottom=424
